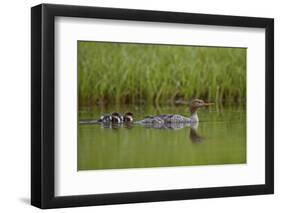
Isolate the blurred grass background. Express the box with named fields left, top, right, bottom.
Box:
left=78, top=41, right=246, bottom=107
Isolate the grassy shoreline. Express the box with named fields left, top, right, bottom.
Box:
left=78, top=41, right=246, bottom=107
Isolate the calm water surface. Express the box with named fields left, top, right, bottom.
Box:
left=78, top=104, right=246, bottom=170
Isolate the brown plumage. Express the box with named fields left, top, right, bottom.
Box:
left=123, top=112, right=134, bottom=122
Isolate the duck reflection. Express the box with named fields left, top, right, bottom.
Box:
left=100, top=122, right=121, bottom=130
left=139, top=121, right=191, bottom=130
left=98, top=122, right=134, bottom=130
left=137, top=121, right=205, bottom=143
left=189, top=122, right=204, bottom=143
left=80, top=119, right=205, bottom=143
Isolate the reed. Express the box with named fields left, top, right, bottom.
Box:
left=78, top=41, right=246, bottom=106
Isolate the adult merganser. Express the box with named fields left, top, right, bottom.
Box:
left=136, top=99, right=213, bottom=124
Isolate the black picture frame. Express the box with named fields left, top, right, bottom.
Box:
left=31, top=3, right=274, bottom=209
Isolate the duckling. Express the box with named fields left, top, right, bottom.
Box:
left=97, top=114, right=112, bottom=123
left=123, top=112, right=134, bottom=122
left=111, top=112, right=122, bottom=123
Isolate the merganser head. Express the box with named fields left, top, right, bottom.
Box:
left=123, top=112, right=134, bottom=122
left=190, top=99, right=214, bottom=114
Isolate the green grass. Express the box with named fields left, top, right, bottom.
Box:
left=78, top=41, right=246, bottom=106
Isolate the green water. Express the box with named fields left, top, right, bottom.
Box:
left=78, top=104, right=246, bottom=170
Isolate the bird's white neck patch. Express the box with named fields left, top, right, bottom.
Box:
left=190, top=111, right=199, bottom=122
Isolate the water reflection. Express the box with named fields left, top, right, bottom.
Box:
left=137, top=121, right=204, bottom=143
left=81, top=120, right=204, bottom=143
left=99, top=122, right=134, bottom=130
left=138, top=121, right=190, bottom=130
left=189, top=123, right=204, bottom=143
left=78, top=105, right=246, bottom=170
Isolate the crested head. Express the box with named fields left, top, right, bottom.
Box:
left=190, top=99, right=214, bottom=114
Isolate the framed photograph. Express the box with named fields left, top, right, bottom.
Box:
left=31, top=3, right=274, bottom=209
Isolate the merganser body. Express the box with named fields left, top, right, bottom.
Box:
left=136, top=99, right=213, bottom=124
